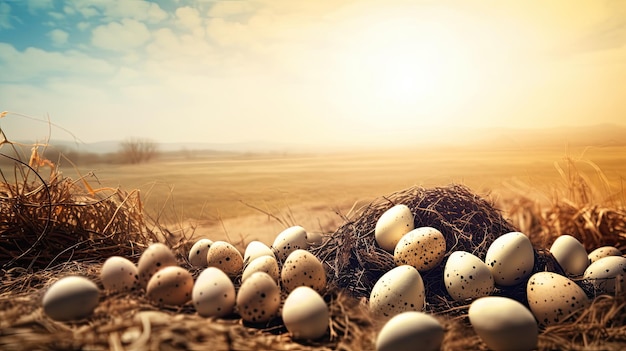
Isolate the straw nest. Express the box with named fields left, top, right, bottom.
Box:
left=311, top=184, right=537, bottom=311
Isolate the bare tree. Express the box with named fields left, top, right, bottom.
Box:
left=119, top=138, right=159, bottom=164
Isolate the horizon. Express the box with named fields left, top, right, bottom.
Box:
left=1, top=1, right=626, bottom=146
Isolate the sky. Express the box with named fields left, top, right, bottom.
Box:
left=0, top=0, right=625, bottom=146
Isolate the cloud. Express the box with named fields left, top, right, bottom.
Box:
left=26, top=0, right=54, bottom=14
left=175, top=6, right=205, bottom=37
left=66, top=0, right=168, bottom=23
left=0, top=43, right=115, bottom=83
left=48, top=29, right=69, bottom=46
left=0, top=2, right=12, bottom=30
left=91, top=19, right=151, bottom=52
left=77, top=21, right=90, bottom=31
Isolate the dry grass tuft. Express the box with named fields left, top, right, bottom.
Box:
left=505, top=156, right=626, bottom=251
left=0, top=144, right=159, bottom=270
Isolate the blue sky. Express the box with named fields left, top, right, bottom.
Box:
left=1, top=0, right=625, bottom=145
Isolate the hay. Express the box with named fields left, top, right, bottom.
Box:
left=312, top=184, right=519, bottom=310
left=0, top=147, right=157, bottom=270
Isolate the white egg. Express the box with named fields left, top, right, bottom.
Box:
left=281, top=249, right=326, bottom=294
left=236, top=272, right=281, bottom=323
left=146, top=266, right=193, bottom=306
left=282, top=286, right=329, bottom=340
left=485, top=232, right=535, bottom=286
left=375, top=312, right=443, bottom=351
left=588, top=246, right=623, bottom=264
left=272, top=226, right=309, bottom=261
left=375, top=204, right=414, bottom=252
left=369, top=265, right=425, bottom=318
left=394, top=226, right=446, bottom=272
left=468, top=296, right=538, bottom=351
left=242, top=255, right=280, bottom=283
left=42, top=276, right=100, bottom=321
left=188, top=238, right=213, bottom=267
left=206, top=241, right=244, bottom=277
left=100, top=256, right=138, bottom=292
left=307, top=231, right=324, bottom=246
left=583, top=256, right=626, bottom=295
left=192, top=267, right=236, bottom=317
left=444, top=251, right=494, bottom=301
left=137, top=243, right=178, bottom=288
left=549, top=235, right=589, bottom=276
left=526, top=272, right=590, bottom=325
left=243, top=240, right=275, bottom=264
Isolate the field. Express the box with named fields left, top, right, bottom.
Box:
left=61, top=143, right=626, bottom=244
left=2, top=139, right=626, bottom=350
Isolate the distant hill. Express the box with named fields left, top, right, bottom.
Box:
left=21, top=123, right=626, bottom=155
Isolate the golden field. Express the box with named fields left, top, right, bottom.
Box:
left=57, top=143, right=626, bottom=244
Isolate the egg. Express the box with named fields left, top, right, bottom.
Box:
left=485, top=232, right=535, bottom=286
left=42, top=276, right=100, bottom=321
left=281, top=249, right=327, bottom=294
left=192, top=267, right=236, bottom=317
left=394, top=226, right=446, bottom=272
left=146, top=266, right=193, bottom=306
left=137, top=243, right=178, bottom=288
left=243, top=240, right=275, bottom=264
left=272, top=226, right=309, bottom=261
left=369, top=265, right=425, bottom=318
left=100, top=256, right=139, bottom=292
left=375, top=312, right=443, bottom=351
left=236, top=272, right=281, bottom=323
left=549, top=235, right=589, bottom=276
left=444, top=251, right=494, bottom=301
left=588, top=246, right=623, bottom=264
left=242, top=255, right=280, bottom=283
left=583, top=256, right=626, bottom=295
left=206, top=241, right=244, bottom=277
left=468, top=296, right=538, bottom=351
left=526, top=271, right=590, bottom=325
left=375, top=204, right=414, bottom=252
left=282, top=286, right=329, bottom=340
left=307, top=231, right=324, bottom=246
left=188, top=238, right=213, bottom=267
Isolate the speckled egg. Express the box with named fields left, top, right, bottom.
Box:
left=549, top=235, right=589, bottom=277
left=444, top=251, right=494, bottom=301
left=526, top=272, right=590, bottom=325
left=192, top=267, right=236, bottom=317
left=242, top=255, right=280, bottom=283
left=281, top=249, right=326, bottom=294
left=469, top=296, right=538, bottom=351
left=369, top=265, right=425, bottom=318
left=375, top=312, right=443, bottom=351
left=188, top=238, right=213, bottom=267
left=272, top=226, right=309, bottom=261
left=375, top=204, right=414, bottom=252
left=588, top=246, right=623, bottom=264
left=236, top=272, right=281, bottom=323
left=42, top=276, right=100, bottom=321
left=583, top=256, right=626, bottom=295
left=146, top=266, right=193, bottom=306
left=243, top=241, right=275, bottom=264
left=100, top=256, right=138, bottom=292
left=206, top=241, right=244, bottom=277
left=485, top=232, right=535, bottom=286
left=282, top=286, right=329, bottom=340
left=394, top=226, right=446, bottom=272
left=137, top=243, right=178, bottom=288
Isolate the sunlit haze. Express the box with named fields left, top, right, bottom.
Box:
left=1, top=0, right=625, bottom=147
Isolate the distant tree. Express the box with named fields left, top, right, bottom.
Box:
left=119, top=138, right=159, bottom=164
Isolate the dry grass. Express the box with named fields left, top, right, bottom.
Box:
left=1, top=138, right=626, bottom=350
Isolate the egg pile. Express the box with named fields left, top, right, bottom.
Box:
left=41, top=225, right=331, bottom=341
left=40, top=202, right=625, bottom=350
left=371, top=204, right=625, bottom=351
